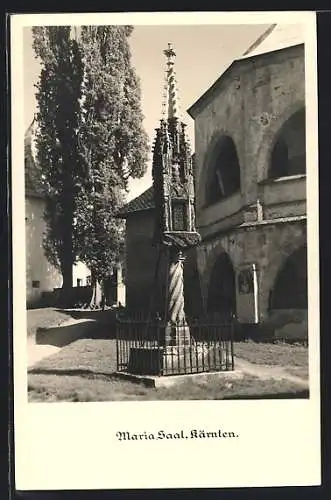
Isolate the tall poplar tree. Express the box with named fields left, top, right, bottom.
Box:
left=32, top=26, right=84, bottom=298
left=76, top=26, right=149, bottom=307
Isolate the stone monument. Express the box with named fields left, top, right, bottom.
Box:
left=152, top=43, right=201, bottom=346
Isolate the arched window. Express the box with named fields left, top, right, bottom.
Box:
left=206, top=136, right=241, bottom=206
left=207, top=252, right=236, bottom=318
left=269, top=108, right=306, bottom=179
left=269, top=246, right=307, bottom=310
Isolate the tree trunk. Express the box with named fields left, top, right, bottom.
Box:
left=61, top=258, right=73, bottom=298
left=89, top=271, right=102, bottom=309
left=59, top=259, right=73, bottom=308
left=57, top=156, right=75, bottom=307
left=60, top=208, right=74, bottom=307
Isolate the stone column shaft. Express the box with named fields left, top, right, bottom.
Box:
left=167, top=248, right=185, bottom=324
left=164, top=247, right=190, bottom=347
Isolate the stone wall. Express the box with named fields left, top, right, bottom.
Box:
left=269, top=309, right=308, bottom=340
left=125, top=210, right=168, bottom=315
left=25, top=197, right=91, bottom=308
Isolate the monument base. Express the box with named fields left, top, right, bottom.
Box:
left=128, top=345, right=194, bottom=376
left=114, top=369, right=243, bottom=388
left=127, top=343, right=228, bottom=376
left=128, top=347, right=163, bottom=376
left=164, top=323, right=191, bottom=346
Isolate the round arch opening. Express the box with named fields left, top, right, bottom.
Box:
left=269, top=246, right=307, bottom=310
left=269, top=108, right=306, bottom=179
left=207, top=252, right=236, bottom=319
left=205, top=135, right=241, bottom=206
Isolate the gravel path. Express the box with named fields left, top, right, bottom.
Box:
left=234, top=356, right=308, bottom=388
left=27, top=337, right=61, bottom=368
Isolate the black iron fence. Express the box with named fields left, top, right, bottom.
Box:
left=116, top=315, right=234, bottom=376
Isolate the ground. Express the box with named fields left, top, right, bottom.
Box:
left=233, top=340, right=309, bottom=379
left=27, top=307, right=73, bottom=338
left=27, top=308, right=309, bottom=402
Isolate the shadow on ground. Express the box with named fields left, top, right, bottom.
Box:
left=55, top=309, right=117, bottom=324
left=223, top=390, right=309, bottom=399
left=55, top=308, right=117, bottom=323
left=28, top=367, right=309, bottom=400
left=28, top=367, right=116, bottom=378
left=35, top=309, right=117, bottom=347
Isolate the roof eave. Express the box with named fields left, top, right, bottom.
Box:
left=187, top=60, right=237, bottom=119
left=116, top=206, right=154, bottom=219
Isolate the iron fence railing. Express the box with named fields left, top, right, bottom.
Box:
left=116, top=315, right=234, bottom=376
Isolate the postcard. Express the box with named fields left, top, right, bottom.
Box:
left=11, top=11, right=320, bottom=490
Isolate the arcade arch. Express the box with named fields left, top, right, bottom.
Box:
left=269, top=245, right=307, bottom=310
left=207, top=251, right=236, bottom=319
left=205, top=135, right=241, bottom=206
left=269, top=108, right=306, bottom=179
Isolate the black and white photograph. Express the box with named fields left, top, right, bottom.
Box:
left=11, top=11, right=320, bottom=490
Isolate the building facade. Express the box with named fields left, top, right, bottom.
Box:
left=117, top=187, right=163, bottom=314
left=187, top=31, right=307, bottom=339
left=119, top=25, right=308, bottom=339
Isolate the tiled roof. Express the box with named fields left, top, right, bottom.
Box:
left=238, top=23, right=304, bottom=61
left=117, top=186, right=155, bottom=217
left=241, top=25, right=277, bottom=57
left=25, top=120, right=45, bottom=199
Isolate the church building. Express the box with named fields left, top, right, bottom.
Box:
left=118, top=24, right=308, bottom=339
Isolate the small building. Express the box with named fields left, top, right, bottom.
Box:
left=118, top=24, right=308, bottom=339
left=116, top=187, right=163, bottom=314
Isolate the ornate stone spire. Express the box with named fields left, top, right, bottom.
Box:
left=152, top=43, right=199, bottom=242
left=151, top=43, right=201, bottom=343
left=162, top=43, right=180, bottom=120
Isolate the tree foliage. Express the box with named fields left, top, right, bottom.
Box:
left=32, top=25, right=149, bottom=306
left=75, top=25, right=149, bottom=305
left=32, top=26, right=85, bottom=291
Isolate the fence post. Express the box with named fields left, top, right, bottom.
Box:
left=155, top=315, right=162, bottom=376
left=115, top=316, right=119, bottom=372
left=231, top=314, right=235, bottom=370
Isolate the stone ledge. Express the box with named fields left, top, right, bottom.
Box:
left=113, top=369, right=244, bottom=388
left=238, top=215, right=306, bottom=229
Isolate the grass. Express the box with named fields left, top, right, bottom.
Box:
left=233, top=340, right=308, bottom=369
left=28, top=336, right=309, bottom=402
left=27, top=307, right=73, bottom=338
left=28, top=372, right=308, bottom=402
left=29, top=338, right=118, bottom=375
left=30, top=338, right=308, bottom=376
left=27, top=308, right=309, bottom=402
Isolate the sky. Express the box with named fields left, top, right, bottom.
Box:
left=23, top=24, right=270, bottom=201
